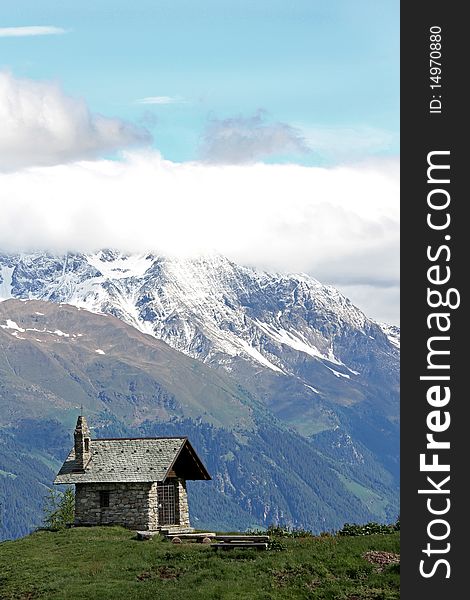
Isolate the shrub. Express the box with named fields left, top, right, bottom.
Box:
left=337, top=522, right=399, bottom=537
left=265, top=525, right=314, bottom=538
left=42, top=487, right=75, bottom=530
left=268, top=538, right=288, bottom=551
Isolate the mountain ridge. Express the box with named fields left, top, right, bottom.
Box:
left=0, top=250, right=398, bottom=357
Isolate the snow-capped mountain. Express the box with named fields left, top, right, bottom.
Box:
left=0, top=250, right=399, bottom=435
left=0, top=250, right=398, bottom=376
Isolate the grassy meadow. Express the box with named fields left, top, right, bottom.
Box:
left=0, top=526, right=399, bottom=599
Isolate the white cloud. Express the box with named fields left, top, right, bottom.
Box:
left=0, top=152, right=399, bottom=323
left=334, top=284, right=400, bottom=328
left=200, top=112, right=309, bottom=164
left=0, top=72, right=151, bottom=171
left=0, top=26, right=66, bottom=37
left=135, top=96, right=182, bottom=105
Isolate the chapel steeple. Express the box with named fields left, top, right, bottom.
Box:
left=73, top=415, right=91, bottom=471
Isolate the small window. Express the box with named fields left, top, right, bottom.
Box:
left=84, top=438, right=90, bottom=452
left=99, top=491, right=110, bottom=508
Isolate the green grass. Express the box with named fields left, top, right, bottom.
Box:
left=0, top=527, right=400, bottom=600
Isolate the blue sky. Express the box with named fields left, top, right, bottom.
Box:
left=1, top=0, right=399, bottom=164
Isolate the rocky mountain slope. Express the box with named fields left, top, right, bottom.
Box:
left=0, top=299, right=254, bottom=429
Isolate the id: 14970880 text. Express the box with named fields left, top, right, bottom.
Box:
left=429, top=25, right=443, bottom=114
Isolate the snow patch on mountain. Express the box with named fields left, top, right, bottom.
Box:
left=378, top=323, right=400, bottom=348
left=53, top=329, right=69, bottom=337
left=326, top=366, right=350, bottom=379
left=0, top=266, right=14, bottom=300
left=304, top=384, right=320, bottom=394
left=256, top=320, right=334, bottom=362
left=1, top=319, right=25, bottom=332
left=87, top=251, right=154, bottom=280
left=238, top=338, right=284, bottom=373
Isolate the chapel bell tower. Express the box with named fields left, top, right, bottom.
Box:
left=74, top=415, right=91, bottom=471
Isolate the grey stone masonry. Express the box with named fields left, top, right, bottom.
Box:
left=148, top=482, right=159, bottom=530
left=75, top=478, right=191, bottom=531
left=176, top=478, right=190, bottom=528
left=75, top=482, right=152, bottom=530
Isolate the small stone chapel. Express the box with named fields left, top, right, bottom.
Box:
left=54, top=415, right=211, bottom=532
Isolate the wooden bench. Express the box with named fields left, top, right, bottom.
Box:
left=168, top=533, right=216, bottom=543
left=159, top=532, right=271, bottom=548
left=212, top=542, right=268, bottom=551
left=214, top=535, right=270, bottom=543
left=159, top=527, right=195, bottom=536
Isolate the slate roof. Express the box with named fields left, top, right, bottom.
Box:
left=54, top=437, right=191, bottom=484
